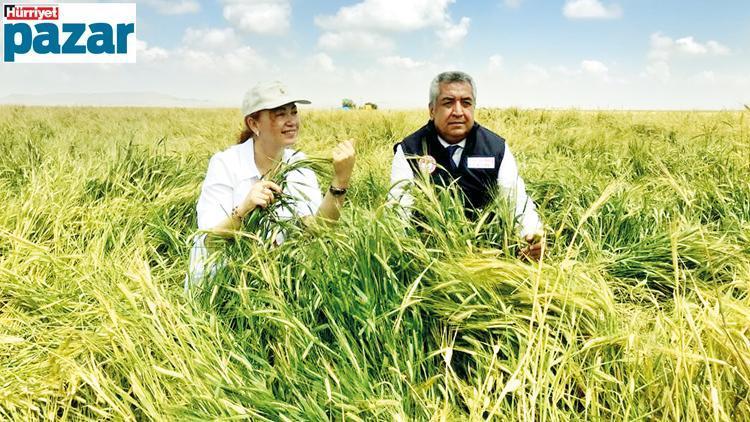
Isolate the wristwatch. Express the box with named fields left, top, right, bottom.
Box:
left=329, top=185, right=348, bottom=196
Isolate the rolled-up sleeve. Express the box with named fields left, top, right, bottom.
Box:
left=196, top=154, right=234, bottom=230
left=497, top=146, right=543, bottom=238
left=388, top=144, right=415, bottom=208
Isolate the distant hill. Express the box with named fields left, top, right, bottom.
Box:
left=0, top=92, right=227, bottom=108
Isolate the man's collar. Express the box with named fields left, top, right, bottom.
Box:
left=437, top=135, right=466, bottom=149
left=427, top=119, right=472, bottom=149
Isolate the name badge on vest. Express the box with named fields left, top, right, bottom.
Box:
left=467, top=156, right=495, bottom=169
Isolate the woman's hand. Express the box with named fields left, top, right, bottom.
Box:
left=238, top=180, right=282, bottom=217
left=331, top=139, right=356, bottom=188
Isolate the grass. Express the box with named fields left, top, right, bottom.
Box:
left=1, top=105, right=749, bottom=420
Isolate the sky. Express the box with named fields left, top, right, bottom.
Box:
left=1, top=0, right=749, bottom=109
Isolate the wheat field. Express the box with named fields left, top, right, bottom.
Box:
left=1, top=105, right=749, bottom=420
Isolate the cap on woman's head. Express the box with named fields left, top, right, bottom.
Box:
left=242, top=81, right=311, bottom=117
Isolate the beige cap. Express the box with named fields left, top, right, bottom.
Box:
left=241, top=81, right=310, bottom=117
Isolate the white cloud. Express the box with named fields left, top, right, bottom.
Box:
left=563, top=0, right=622, bottom=19
left=312, top=53, right=336, bottom=72
left=523, top=63, right=550, bottom=84
left=686, top=70, right=732, bottom=86
left=706, top=41, right=730, bottom=55
left=697, top=70, right=716, bottom=83
left=581, top=59, right=608, bottom=75
left=222, top=0, right=291, bottom=35
left=315, top=0, right=469, bottom=52
left=437, top=17, right=470, bottom=47
left=552, top=65, right=579, bottom=77
left=220, top=47, right=266, bottom=71
left=177, top=27, right=265, bottom=73
left=277, top=47, right=296, bottom=60
left=179, top=46, right=266, bottom=73
left=142, top=0, right=199, bottom=15
left=580, top=59, right=619, bottom=83
left=182, top=27, right=239, bottom=52
left=672, top=37, right=730, bottom=56
left=317, top=31, right=394, bottom=53
left=650, top=32, right=731, bottom=60
left=644, top=61, right=670, bottom=82
left=675, top=36, right=707, bottom=55
left=315, top=0, right=452, bottom=32
left=648, top=32, right=673, bottom=61
left=136, top=40, right=169, bottom=62
left=537, top=60, right=614, bottom=82
left=378, top=55, right=425, bottom=69
left=488, top=54, right=503, bottom=71
left=645, top=32, right=731, bottom=82
left=504, top=0, right=523, bottom=8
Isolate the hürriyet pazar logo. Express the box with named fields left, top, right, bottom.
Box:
left=2, top=3, right=136, bottom=63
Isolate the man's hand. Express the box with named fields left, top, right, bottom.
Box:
left=331, top=139, right=356, bottom=188
left=519, top=232, right=544, bottom=262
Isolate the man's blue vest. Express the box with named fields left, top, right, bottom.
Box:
left=395, top=120, right=506, bottom=210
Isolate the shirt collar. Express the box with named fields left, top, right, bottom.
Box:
left=238, top=139, right=296, bottom=181
left=437, top=135, right=466, bottom=149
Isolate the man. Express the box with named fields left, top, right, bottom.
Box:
left=389, top=70, right=544, bottom=261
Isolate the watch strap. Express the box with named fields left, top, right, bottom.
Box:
left=329, top=185, right=347, bottom=196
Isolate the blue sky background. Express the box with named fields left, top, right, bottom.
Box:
left=1, top=0, right=748, bottom=109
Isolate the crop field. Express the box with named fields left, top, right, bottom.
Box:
left=1, top=105, right=749, bottom=420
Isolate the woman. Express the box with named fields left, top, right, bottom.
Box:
left=186, top=81, right=355, bottom=289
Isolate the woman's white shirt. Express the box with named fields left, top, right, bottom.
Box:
left=197, top=139, right=321, bottom=229
left=187, top=139, right=322, bottom=291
